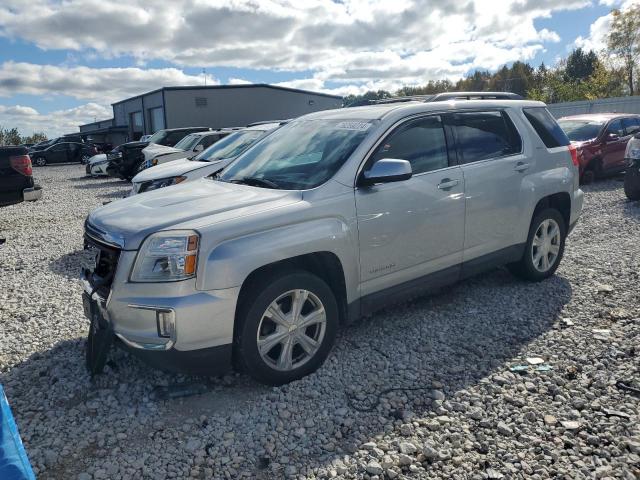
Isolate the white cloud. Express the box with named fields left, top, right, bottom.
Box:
left=574, top=0, right=640, bottom=53
left=0, top=102, right=111, bottom=138
left=0, top=62, right=216, bottom=104
left=0, top=0, right=589, bottom=91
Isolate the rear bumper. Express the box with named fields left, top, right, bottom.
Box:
left=23, top=185, right=42, bottom=202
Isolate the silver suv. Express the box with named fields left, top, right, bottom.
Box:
left=82, top=98, right=584, bottom=385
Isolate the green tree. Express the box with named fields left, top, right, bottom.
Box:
left=343, top=89, right=392, bottom=107
left=22, top=132, right=48, bottom=144
left=565, top=48, right=599, bottom=82
left=0, top=127, right=22, bottom=146
left=608, top=4, right=640, bottom=95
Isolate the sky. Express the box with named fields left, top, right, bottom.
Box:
left=0, top=0, right=635, bottom=138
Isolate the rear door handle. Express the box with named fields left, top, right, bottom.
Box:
left=437, top=178, right=459, bottom=190
left=514, top=162, right=530, bottom=172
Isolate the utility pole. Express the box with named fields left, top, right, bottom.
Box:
left=203, top=68, right=207, bottom=86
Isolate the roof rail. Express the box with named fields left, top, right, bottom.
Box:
left=246, top=120, right=288, bottom=127
left=372, top=91, right=523, bottom=105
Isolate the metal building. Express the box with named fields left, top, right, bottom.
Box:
left=78, top=84, right=342, bottom=143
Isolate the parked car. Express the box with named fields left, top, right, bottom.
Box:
left=140, top=129, right=235, bottom=170
left=0, top=146, right=42, bottom=207
left=31, top=142, right=97, bottom=166
left=106, top=127, right=211, bottom=181
left=29, top=135, right=85, bottom=153
left=557, top=113, right=640, bottom=184
left=82, top=97, right=583, bottom=384
left=623, top=133, right=640, bottom=200
left=130, top=123, right=282, bottom=194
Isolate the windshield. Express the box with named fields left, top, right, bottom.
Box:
left=195, top=130, right=266, bottom=162
left=174, top=134, right=201, bottom=151
left=558, top=120, right=604, bottom=142
left=146, top=130, right=167, bottom=144
left=219, top=120, right=372, bottom=189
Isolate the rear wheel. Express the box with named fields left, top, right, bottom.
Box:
left=81, top=154, right=91, bottom=164
left=508, top=208, right=566, bottom=281
left=625, top=165, right=640, bottom=200
left=34, top=156, right=46, bottom=167
left=235, top=270, right=338, bottom=385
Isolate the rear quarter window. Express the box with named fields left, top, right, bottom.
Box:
left=523, top=107, right=570, bottom=148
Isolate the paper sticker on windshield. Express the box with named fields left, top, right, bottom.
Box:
left=335, top=121, right=372, bottom=131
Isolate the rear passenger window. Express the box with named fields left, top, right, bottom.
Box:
left=371, top=115, right=448, bottom=174
left=523, top=107, right=570, bottom=148
left=451, top=111, right=522, bottom=164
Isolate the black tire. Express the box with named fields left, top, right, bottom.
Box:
left=624, top=166, right=640, bottom=201
left=235, top=270, right=338, bottom=385
left=508, top=208, right=567, bottom=282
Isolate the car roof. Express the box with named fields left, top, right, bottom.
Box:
left=559, top=113, right=639, bottom=123
left=302, top=99, right=546, bottom=122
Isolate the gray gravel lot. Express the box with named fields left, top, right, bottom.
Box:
left=1, top=164, right=639, bottom=479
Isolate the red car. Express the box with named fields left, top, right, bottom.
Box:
left=557, top=113, right=640, bottom=184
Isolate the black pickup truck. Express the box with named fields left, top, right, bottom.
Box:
left=0, top=146, right=43, bottom=207
left=106, top=127, right=211, bottom=181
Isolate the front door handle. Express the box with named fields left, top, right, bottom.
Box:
left=514, top=162, right=530, bottom=172
left=437, top=178, right=459, bottom=190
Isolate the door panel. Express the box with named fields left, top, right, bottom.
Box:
left=356, top=168, right=465, bottom=295
left=602, top=120, right=627, bottom=171
left=355, top=115, right=465, bottom=297
left=460, top=155, right=530, bottom=260
left=447, top=110, right=527, bottom=261
left=46, top=144, right=67, bottom=163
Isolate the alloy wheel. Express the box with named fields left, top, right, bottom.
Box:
left=256, top=289, right=327, bottom=372
left=531, top=218, right=561, bottom=272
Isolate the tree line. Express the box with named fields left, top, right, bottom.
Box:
left=0, top=126, right=48, bottom=146
left=344, top=4, right=640, bottom=106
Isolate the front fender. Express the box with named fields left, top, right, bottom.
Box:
left=196, top=218, right=359, bottom=300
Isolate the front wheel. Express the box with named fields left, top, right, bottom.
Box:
left=624, top=165, right=640, bottom=201
left=235, top=271, right=338, bottom=385
left=508, top=208, right=566, bottom=281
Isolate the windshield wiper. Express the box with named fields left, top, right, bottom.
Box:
left=230, top=176, right=280, bottom=189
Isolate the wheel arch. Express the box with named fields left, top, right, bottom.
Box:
left=532, top=192, right=571, bottom=230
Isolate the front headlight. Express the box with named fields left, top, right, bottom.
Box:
left=130, top=230, right=199, bottom=282
left=140, top=176, right=187, bottom=193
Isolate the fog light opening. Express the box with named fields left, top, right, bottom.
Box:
left=156, top=309, right=175, bottom=338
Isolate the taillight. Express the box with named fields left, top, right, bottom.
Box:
left=568, top=144, right=580, bottom=167
left=10, top=154, right=33, bottom=176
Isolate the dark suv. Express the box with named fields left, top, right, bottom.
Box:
left=106, top=127, right=211, bottom=181
left=557, top=113, right=640, bottom=183
left=30, top=142, right=98, bottom=166
left=0, top=146, right=42, bottom=207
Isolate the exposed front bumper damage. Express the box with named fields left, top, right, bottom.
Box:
left=80, top=249, right=239, bottom=375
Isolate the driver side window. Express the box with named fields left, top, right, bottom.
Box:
left=370, top=116, right=449, bottom=175
left=606, top=120, right=624, bottom=137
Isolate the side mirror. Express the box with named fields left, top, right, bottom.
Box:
left=360, top=158, right=412, bottom=186
left=194, top=144, right=204, bottom=152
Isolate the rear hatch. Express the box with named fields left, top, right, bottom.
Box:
left=0, top=146, right=34, bottom=206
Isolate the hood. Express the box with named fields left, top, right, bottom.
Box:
left=89, top=154, right=107, bottom=164
left=143, top=143, right=182, bottom=161
left=87, top=179, right=302, bottom=250
left=122, top=141, right=149, bottom=149
left=132, top=158, right=212, bottom=182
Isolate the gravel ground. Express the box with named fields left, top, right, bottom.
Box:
left=1, top=164, right=639, bottom=480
